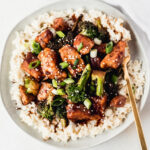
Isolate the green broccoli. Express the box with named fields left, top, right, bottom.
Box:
left=96, top=18, right=110, bottom=43
left=77, top=64, right=91, bottom=90
left=91, top=70, right=106, bottom=97
left=66, top=83, right=87, bottom=103
left=78, top=21, right=98, bottom=38
left=37, top=102, right=54, bottom=121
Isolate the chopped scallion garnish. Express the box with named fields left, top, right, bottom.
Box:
left=59, top=62, right=69, bottom=69
left=77, top=42, right=83, bottom=52
left=106, top=41, right=113, bottom=54
left=84, top=98, right=92, bottom=109
left=52, top=79, right=58, bottom=88
left=56, top=31, right=65, bottom=38
left=73, top=58, right=79, bottom=69
left=57, top=89, right=66, bottom=96
left=29, top=60, right=41, bottom=69
left=64, top=78, right=75, bottom=84
left=31, top=41, right=41, bottom=55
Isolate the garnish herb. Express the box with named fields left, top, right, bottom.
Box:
left=77, top=42, right=83, bottom=52
left=52, top=79, right=58, bottom=88
left=64, top=78, right=75, bottom=84
left=106, top=41, right=113, bottom=54
left=84, top=98, right=92, bottom=109
left=59, top=62, right=69, bottom=69
left=57, top=89, right=66, bottom=96
left=32, top=41, right=41, bottom=55
left=56, top=31, right=65, bottom=38
left=29, top=60, right=41, bottom=69
left=72, top=58, right=79, bottom=69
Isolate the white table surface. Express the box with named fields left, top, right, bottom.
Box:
left=0, top=0, right=150, bottom=150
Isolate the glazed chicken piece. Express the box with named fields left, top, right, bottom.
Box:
left=21, top=52, right=42, bottom=81
left=73, top=34, right=94, bottom=55
left=38, top=48, right=67, bottom=80
left=95, top=43, right=106, bottom=54
left=19, top=85, right=35, bottom=105
left=37, top=82, right=54, bottom=101
left=66, top=104, right=101, bottom=121
left=59, top=44, right=85, bottom=77
left=35, top=29, right=53, bottom=49
left=110, top=95, right=126, bottom=107
left=91, top=95, right=107, bottom=117
left=52, top=17, right=68, bottom=31
left=100, top=41, right=127, bottom=69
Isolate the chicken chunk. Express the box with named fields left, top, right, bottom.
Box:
left=37, top=82, right=54, bottom=101
left=19, top=85, right=35, bottom=105
left=100, top=41, right=126, bottom=69
left=110, top=95, right=126, bottom=107
left=21, top=52, right=42, bottom=81
left=38, top=48, right=67, bottom=80
left=95, top=43, right=106, bottom=54
left=59, top=44, right=85, bottom=77
left=35, top=29, right=53, bottom=49
left=52, top=17, right=68, bottom=31
left=91, top=95, right=107, bottom=116
left=66, top=104, right=101, bottom=121
left=73, top=34, right=94, bottom=55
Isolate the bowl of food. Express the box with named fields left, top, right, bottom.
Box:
left=0, top=0, right=149, bottom=149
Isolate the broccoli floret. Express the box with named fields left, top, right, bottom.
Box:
left=78, top=21, right=98, bottom=38
left=77, top=64, right=91, bottom=90
left=98, top=28, right=110, bottom=43
left=96, top=18, right=110, bottom=43
left=66, top=83, right=87, bottom=103
left=37, top=102, right=54, bottom=121
left=91, top=70, right=106, bottom=97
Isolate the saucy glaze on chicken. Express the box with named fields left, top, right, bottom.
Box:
left=19, top=15, right=127, bottom=125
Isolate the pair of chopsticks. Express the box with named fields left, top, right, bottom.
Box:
left=122, top=55, right=147, bottom=150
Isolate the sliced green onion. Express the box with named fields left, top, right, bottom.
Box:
left=72, top=58, right=79, bottom=69
left=64, top=78, right=75, bottom=84
left=32, top=41, right=41, bottom=55
left=77, top=42, right=83, bottom=52
left=84, top=98, right=92, bottom=109
left=59, top=81, right=66, bottom=87
left=59, top=62, right=69, bottom=69
left=106, top=41, right=113, bottom=54
left=90, top=49, right=97, bottom=58
left=57, top=89, right=66, bottom=95
left=96, top=77, right=103, bottom=96
left=52, top=79, right=58, bottom=88
left=112, top=75, right=118, bottom=84
left=52, top=97, right=65, bottom=106
left=29, top=60, right=41, bottom=69
left=56, top=31, right=65, bottom=38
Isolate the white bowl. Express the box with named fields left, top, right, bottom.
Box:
left=0, top=0, right=150, bottom=149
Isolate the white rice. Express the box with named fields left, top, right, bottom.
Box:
left=9, top=9, right=145, bottom=142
